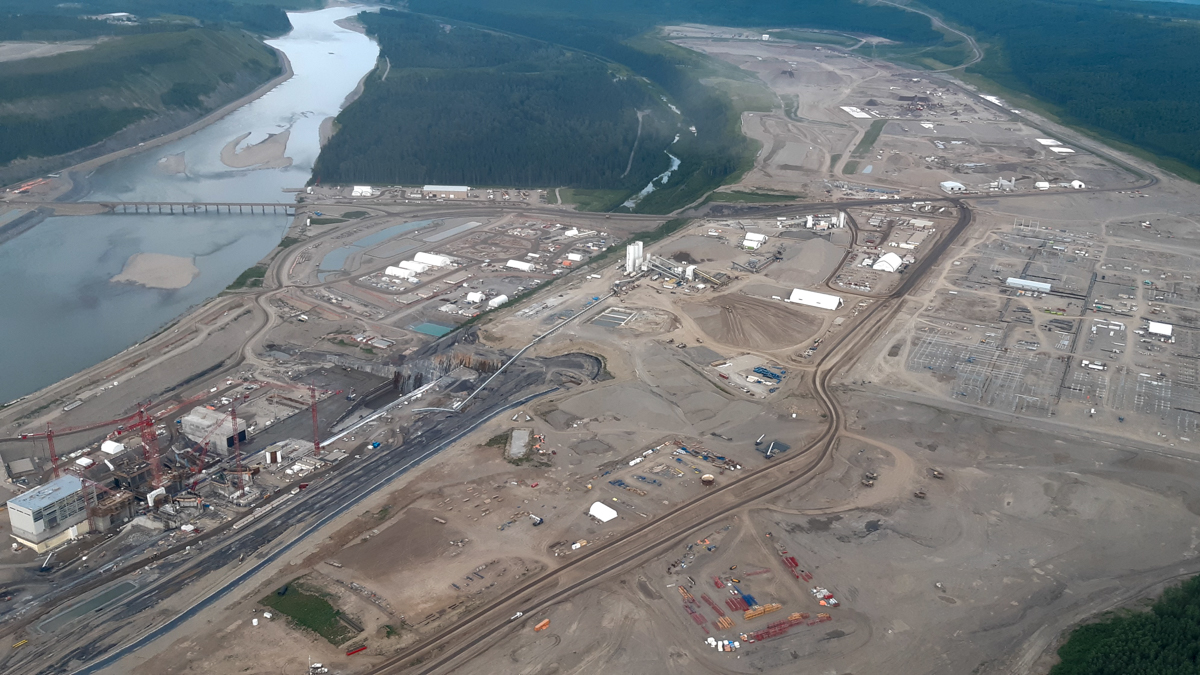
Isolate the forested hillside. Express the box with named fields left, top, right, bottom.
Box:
left=313, top=10, right=676, bottom=197
left=395, top=0, right=941, bottom=211
left=917, top=0, right=1200, bottom=175
left=1051, top=575, right=1200, bottom=674
left=0, top=0, right=303, bottom=37
left=0, top=27, right=280, bottom=168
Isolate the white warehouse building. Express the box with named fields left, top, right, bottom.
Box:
left=385, top=266, right=416, bottom=279
left=399, top=260, right=431, bottom=274
left=414, top=252, right=451, bottom=267
left=423, top=185, right=470, bottom=199
left=787, top=289, right=844, bottom=310
left=1006, top=277, right=1051, bottom=293
left=506, top=260, right=535, bottom=273
left=488, top=294, right=509, bottom=309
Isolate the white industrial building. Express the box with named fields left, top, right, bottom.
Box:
left=1006, top=277, right=1052, bottom=293
left=399, top=259, right=431, bottom=274
left=625, top=241, right=644, bottom=275
left=873, top=252, right=904, bottom=273
left=351, top=185, right=373, bottom=197
left=181, top=407, right=248, bottom=456
left=506, top=260, right=534, bottom=273
left=1148, top=321, right=1174, bottom=338
left=566, top=253, right=583, bottom=262
left=466, top=291, right=485, bottom=304
left=385, top=266, right=416, bottom=279
left=100, top=440, right=125, bottom=455
left=488, top=294, right=509, bottom=309
left=588, top=501, right=618, bottom=523
left=413, top=252, right=451, bottom=267
left=423, top=185, right=470, bottom=199
left=940, top=181, right=966, bottom=193
left=742, top=238, right=763, bottom=250
left=7, top=475, right=91, bottom=553
left=787, top=289, right=844, bottom=310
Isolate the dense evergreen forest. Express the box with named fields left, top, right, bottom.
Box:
left=0, top=27, right=280, bottom=166
left=0, top=0, right=298, bottom=37
left=914, top=0, right=1200, bottom=174
left=313, top=10, right=676, bottom=197
left=0, top=0, right=292, bottom=170
left=1051, top=575, right=1200, bottom=674
left=396, top=0, right=941, bottom=211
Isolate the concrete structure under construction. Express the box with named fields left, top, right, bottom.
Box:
left=1006, top=277, right=1052, bottom=293
left=787, top=288, right=844, bottom=310
left=507, top=428, right=531, bottom=460
left=625, top=241, right=644, bottom=275
left=181, top=407, right=248, bottom=456
left=7, top=475, right=90, bottom=553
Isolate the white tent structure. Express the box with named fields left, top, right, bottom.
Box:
left=414, top=252, right=451, bottom=267
left=589, top=501, right=618, bottom=523
left=873, top=252, right=904, bottom=272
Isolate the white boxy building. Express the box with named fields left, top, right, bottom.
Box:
left=787, top=289, right=844, bottom=310
left=7, top=475, right=91, bottom=553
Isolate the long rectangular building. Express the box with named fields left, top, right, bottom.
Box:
left=1006, top=277, right=1051, bottom=293
left=787, top=289, right=844, bottom=310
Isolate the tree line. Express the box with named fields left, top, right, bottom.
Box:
left=921, top=0, right=1200, bottom=174
left=1052, top=574, right=1200, bottom=674
left=313, top=10, right=676, bottom=192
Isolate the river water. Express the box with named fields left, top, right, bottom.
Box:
left=0, top=7, right=379, bottom=403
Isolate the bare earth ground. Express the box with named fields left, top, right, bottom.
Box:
left=0, top=39, right=100, bottom=62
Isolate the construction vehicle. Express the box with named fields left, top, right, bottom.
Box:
left=865, top=470, right=878, bottom=481
left=860, top=478, right=875, bottom=487
left=914, top=489, right=927, bottom=499
left=534, top=619, right=551, bottom=631
left=931, top=468, right=945, bottom=479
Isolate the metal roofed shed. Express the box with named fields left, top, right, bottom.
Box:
left=588, top=501, right=618, bottom=523
left=351, top=185, right=373, bottom=197
left=787, top=289, right=844, bottom=310
left=423, top=185, right=470, bottom=198
left=1006, top=277, right=1051, bottom=293
left=940, top=181, right=966, bottom=193
left=1148, top=321, right=1173, bottom=337
left=506, top=260, right=534, bottom=272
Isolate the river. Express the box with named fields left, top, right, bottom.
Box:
left=0, top=7, right=379, bottom=403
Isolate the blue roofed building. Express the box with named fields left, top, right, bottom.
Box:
left=7, top=475, right=92, bottom=552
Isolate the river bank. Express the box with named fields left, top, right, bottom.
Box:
left=0, top=7, right=379, bottom=404
left=41, top=48, right=295, bottom=203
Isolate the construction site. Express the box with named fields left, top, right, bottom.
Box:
left=3, top=16, right=1200, bottom=675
